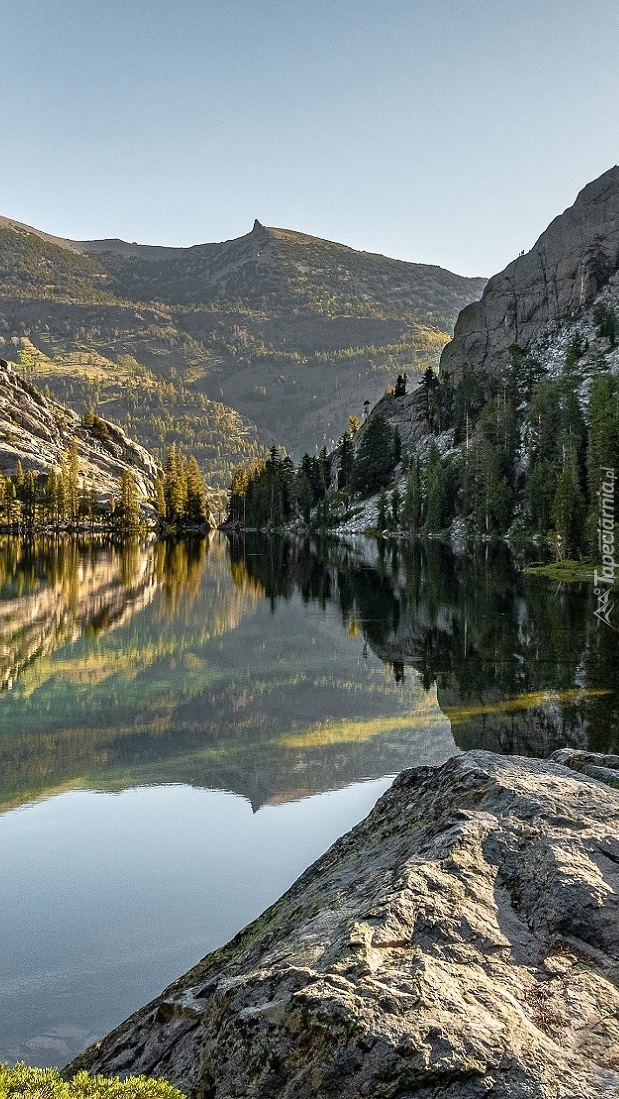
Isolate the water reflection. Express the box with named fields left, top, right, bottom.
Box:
left=0, top=533, right=616, bottom=815
left=0, top=532, right=617, bottom=1067
left=229, top=535, right=619, bottom=757
left=0, top=535, right=452, bottom=812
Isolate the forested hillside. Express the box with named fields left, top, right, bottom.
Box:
left=0, top=217, right=484, bottom=489
left=226, top=169, right=619, bottom=561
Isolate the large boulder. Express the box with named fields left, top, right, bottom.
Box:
left=68, top=751, right=619, bottom=1097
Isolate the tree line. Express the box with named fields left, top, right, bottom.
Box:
left=226, top=334, right=619, bottom=559
left=0, top=441, right=210, bottom=534
left=370, top=348, right=619, bottom=558
left=226, top=412, right=404, bottom=530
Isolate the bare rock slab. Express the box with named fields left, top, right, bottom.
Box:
left=67, top=752, right=619, bottom=1097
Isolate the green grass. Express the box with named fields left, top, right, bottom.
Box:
left=0, top=1064, right=183, bottom=1098
left=522, top=559, right=598, bottom=582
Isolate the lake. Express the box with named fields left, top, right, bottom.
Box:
left=0, top=533, right=616, bottom=1066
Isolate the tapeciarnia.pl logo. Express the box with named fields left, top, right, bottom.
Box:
left=593, top=466, right=617, bottom=630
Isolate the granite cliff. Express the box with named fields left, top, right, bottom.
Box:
left=0, top=358, right=158, bottom=505
left=68, top=751, right=619, bottom=1098
left=440, top=166, right=619, bottom=379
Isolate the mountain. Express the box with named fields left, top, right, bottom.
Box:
left=0, top=216, right=485, bottom=488
left=441, top=165, right=619, bottom=378
left=0, top=358, right=158, bottom=501
left=289, top=166, right=619, bottom=559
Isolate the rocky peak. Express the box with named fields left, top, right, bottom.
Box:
left=441, top=165, right=619, bottom=379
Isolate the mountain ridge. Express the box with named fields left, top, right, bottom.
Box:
left=0, top=211, right=485, bottom=282
left=0, top=213, right=485, bottom=485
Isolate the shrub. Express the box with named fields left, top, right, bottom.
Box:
left=0, top=1063, right=184, bottom=1099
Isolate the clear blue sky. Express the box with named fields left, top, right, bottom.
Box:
left=3, top=0, right=618, bottom=276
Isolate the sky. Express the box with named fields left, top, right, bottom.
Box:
left=3, top=0, right=618, bottom=277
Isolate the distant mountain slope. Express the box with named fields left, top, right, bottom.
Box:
left=0, top=216, right=485, bottom=485
left=81, top=220, right=484, bottom=325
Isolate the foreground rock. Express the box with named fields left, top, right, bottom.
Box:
left=68, top=751, right=619, bottom=1097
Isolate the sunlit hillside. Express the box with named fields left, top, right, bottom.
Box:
left=0, top=218, right=485, bottom=485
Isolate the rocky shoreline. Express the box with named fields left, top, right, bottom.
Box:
left=67, top=750, right=619, bottom=1098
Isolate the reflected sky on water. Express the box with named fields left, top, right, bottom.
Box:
left=0, top=532, right=615, bottom=1065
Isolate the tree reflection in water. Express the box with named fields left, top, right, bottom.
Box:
left=229, top=534, right=619, bottom=757
left=0, top=533, right=616, bottom=814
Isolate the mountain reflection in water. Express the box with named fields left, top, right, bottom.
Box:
left=0, top=532, right=617, bottom=1068
left=0, top=534, right=451, bottom=813
left=0, top=533, right=616, bottom=815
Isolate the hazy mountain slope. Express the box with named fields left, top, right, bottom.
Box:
left=0, top=215, right=485, bottom=482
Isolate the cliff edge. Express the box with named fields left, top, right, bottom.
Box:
left=0, top=359, right=158, bottom=503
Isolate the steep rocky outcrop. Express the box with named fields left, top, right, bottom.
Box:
left=551, top=749, right=619, bottom=789
left=0, top=359, right=158, bottom=503
left=441, top=165, right=619, bottom=378
left=68, top=751, right=619, bottom=1098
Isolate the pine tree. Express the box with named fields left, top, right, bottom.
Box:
left=154, top=473, right=167, bottom=522
left=4, top=479, right=18, bottom=525
left=402, top=459, right=422, bottom=532
left=186, top=456, right=210, bottom=525
left=118, top=468, right=142, bottom=530
left=61, top=438, right=80, bottom=523
left=338, top=431, right=355, bottom=489
left=424, top=443, right=447, bottom=533
left=587, top=375, right=619, bottom=507
left=416, top=368, right=441, bottom=433
left=44, top=468, right=61, bottom=523
left=390, top=485, right=401, bottom=529
left=14, top=460, right=25, bottom=494
left=351, top=415, right=396, bottom=496
left=454, top=365, right=487, bottom=446
left=164, top=444, right=188, bottom=522
left=23, top=470, right=38, bottom=527
left=551, top=456, right=586, bottom=559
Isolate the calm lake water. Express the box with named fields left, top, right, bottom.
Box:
left=0, top=533, right=616, bottom=1066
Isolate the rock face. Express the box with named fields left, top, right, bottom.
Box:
left=0, top=360, right=158, bottom=503
left=68, top=751, right=619, bottom=1098
left=441, top=165, right=619, bottom=378
left=551, top=749, right=619, bottom=790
